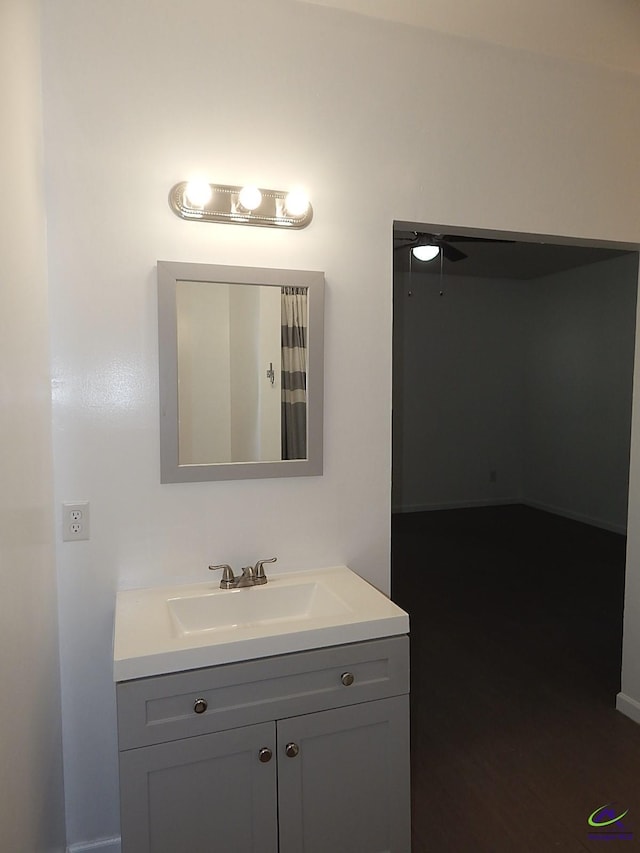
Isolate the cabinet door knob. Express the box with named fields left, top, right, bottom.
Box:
left=258, top=747, right=273, bottom=763
left=285, top=742, right=299, bottom=758
left=341, top=671, right=355, bottom=686
left=193, top=698, right=208, bottom=714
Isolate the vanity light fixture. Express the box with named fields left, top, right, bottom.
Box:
left=169, top=181, right=313, bottom=229
left=184, top=180, right=213, bottom=208
left=237, top=185, right=262, bottom=212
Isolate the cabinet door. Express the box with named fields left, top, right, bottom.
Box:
left=119, top=721, right=278, bottom=853
left=277, top=695, right=411, bottom=853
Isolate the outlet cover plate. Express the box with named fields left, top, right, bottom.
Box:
left=62, top=502, right=90, bottom=541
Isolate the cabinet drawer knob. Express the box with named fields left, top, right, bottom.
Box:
left=285, top=742, right=299, bottom=758
left=258, top=747, right=273, bottom=763
left=341, top=671, right=355, bottom=687
left=193, top=698, right=208, bottom=714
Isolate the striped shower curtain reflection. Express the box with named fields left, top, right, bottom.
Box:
left=281, top=286, right=307, bottom=459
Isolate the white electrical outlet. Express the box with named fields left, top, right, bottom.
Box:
left=62, top=502, right=90, bottom=541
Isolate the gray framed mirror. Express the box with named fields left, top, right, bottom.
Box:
left=157, top=261, right=324, bottom=482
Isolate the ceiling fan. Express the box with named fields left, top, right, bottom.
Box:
left=393, top=231, right=514, bottom=262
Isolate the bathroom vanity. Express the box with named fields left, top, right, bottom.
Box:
left=114, top=566, right=410, bottom=852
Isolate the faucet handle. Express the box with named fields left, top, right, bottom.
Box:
left=209, top=564, right=235, bottom=588
left=254, top=557, right=277, bottom=580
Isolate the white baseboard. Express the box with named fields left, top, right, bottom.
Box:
left=522, top=499, right=627, bottom=535
left=67, top=838, right=121, bottom=853
left=392, top=497, right=520, bottom=514
left=616, top=692, right=640, bottom=725
left=391, top=497, right=627, bottom=534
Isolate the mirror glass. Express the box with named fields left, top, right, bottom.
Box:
left=176, top=280, right=307, bottom=465
left=158, top=262, right=324, bottom=482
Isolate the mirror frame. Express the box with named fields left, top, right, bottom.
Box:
left=157, top=261, right=325, bottom=483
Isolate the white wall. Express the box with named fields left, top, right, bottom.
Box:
left=258, top=287, right=283, bottom=461
left=392, top=254, right=638, bottom=534
left=621, top=296, right=640, bottom=724
left=40, top=0, right=640, bottom=846
left=523, top=254, right=638, bottom=531
left=0, top=1, right=66, bottom=850
left=229, top=285, right=261, bottom=461
left=392, top=271, right=525, bottom=511
left=177, top=281, right=232, bottom=464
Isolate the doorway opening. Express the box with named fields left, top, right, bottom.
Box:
left=391, top=221, right=640, bottom=850
left=392, top=222, right=638, bottom=529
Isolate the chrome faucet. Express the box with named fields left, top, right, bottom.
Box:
left=208, top=557, right=277, bottom=589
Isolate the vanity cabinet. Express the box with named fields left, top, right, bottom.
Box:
left=116, top=636, right=410, bottom=853
left=119, top=721, right=278, bottom=851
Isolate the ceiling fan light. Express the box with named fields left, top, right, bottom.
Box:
left=412, top=245, right=440, bottom=262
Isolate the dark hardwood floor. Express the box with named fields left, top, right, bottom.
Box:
left=392, top=505, right=640, bottom=852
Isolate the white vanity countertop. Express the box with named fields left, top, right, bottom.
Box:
left=113, top=565, right=409, bottom=681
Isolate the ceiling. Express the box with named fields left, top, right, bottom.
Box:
left=295, top=0, right=640, bottom=75
left=393, top=231, right=634, bottom=280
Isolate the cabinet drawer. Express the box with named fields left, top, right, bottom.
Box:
left=117, top=635, right=409, bottom=750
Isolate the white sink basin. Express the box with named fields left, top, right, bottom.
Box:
left=168, top=581, right=351, bottom=635
left=114, top=565, right=409, bottom=681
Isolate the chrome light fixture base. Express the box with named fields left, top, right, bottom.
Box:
left=169, top=181, right=313, bottom=229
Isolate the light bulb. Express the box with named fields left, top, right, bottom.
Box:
left=184, top=180, right=212, bottom=207
left=238, top=185, right=262, bottom=212
left=412, top=245, right=440, bottom=262
left=284, top=189, right=310, bottom=217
